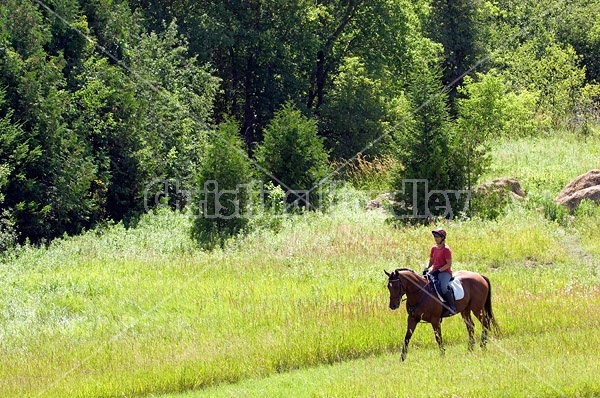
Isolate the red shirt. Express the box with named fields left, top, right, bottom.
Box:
left=430, top=244, right=452, bottom=273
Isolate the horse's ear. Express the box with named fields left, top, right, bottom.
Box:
left=384, top=270, right=391, bottom=277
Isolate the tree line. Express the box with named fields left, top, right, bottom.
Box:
left=1, top=0, right=599, bottom=249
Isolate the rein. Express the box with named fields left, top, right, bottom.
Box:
left=407, top=288, right=428, bottom=316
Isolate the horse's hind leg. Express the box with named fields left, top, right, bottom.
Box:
left=475, top=308, right=490, bottom=349
left=431, top=318, right=445, bottom=354
left=461, top=310, right=475, bottom=351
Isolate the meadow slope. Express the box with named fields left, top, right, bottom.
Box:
left=1, top=132, right=599, bottom=397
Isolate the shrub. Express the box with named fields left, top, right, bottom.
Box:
left=388, top=61, right=463, bottom=221
left=468, top=187, right=513, bottom=220
left=254, top=103, right=330, bottom=211
left=497, top=36, right=588, bottom=126
left=452, top=71, right=540, bottom=190
left=246, top=181, right=287, bottom=233
left=1, top=164, right=19, bottom=251
left=190, top=119, right=253, bottom=249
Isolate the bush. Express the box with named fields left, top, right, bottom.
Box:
left=190, top=119, right=254, bottom=250
left=468, top=188, right=513, bottom=221
left=497, top=36, right=588, bottom=126
left=389, top=60, right=462, bottom=221
left=255, top=103, right=330, bottom=211
left=0, top=164, right=17, bottom=251
left=452, top=71, right=540, bottom=192
left=0, top=210, right=17, bottom=253
left=246, top=181, right=287, bottom=233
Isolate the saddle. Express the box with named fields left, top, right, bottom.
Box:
left=427, top=273, right=465, bottom=302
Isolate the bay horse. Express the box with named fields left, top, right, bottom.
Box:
left=384, top=268, right=498, bottom=361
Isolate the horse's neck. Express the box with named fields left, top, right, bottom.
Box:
left=401, top=272, right=427, bottom=296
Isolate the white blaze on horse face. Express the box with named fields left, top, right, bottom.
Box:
left=388, top=281, right=402, bottom=310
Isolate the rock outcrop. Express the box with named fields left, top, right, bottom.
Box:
left=556, top=170, right=600, bottom=209
left=475, top=177, right=526, bottom=200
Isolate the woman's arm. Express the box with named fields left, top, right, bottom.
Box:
left=439, top=257, right=452, bottom=272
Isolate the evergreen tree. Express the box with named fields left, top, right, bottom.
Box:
left=70, top=56, right=142, bottom=223
left=0, top=1, right=101, bottom=241
left=254, top=103, right=330, bottom=210
left=0, top=89, right=34, bottom=250
left=127, top=21, right=220, bottom=204
left=191, top=120, right=253, bottom=250
left=318, top=57, right=387, bottom=159
left=389, top=60, right=456, bottom=221
left=428, top=0, right=484, bottom=107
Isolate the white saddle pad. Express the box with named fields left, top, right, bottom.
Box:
left=449, top=278, right=465, bottom=301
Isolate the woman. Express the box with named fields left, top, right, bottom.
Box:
left=423, top=228, right=457, bottom=316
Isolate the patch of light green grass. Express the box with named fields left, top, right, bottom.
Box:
left=483, top=131, right=600, bottom=197
left=1, top=189, right=599, bottom=397
left=165, top=325, right=600, bottom=398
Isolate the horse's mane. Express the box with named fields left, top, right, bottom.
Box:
left=394, top=267, right=418, bottom=274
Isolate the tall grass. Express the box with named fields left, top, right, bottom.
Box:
left=2, top=203, right=597, bottom=397
left=1, top=131, right=599, bottom=397
left=332, top=154, right=397, bottom=193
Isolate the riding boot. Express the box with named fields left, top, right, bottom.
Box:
left=433, top=278, right=442, bottom=297
left=442, top=289, right=457, bottom=317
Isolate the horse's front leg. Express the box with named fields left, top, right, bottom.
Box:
left=402, top=316, right=419, bottom=361
left=431, top=317, right=444, bottom=354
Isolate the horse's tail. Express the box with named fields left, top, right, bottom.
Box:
left=482, top=275, right=500, bottom=335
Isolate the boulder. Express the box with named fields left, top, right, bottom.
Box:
left=475, top=177, right=526, bottom=200
left=366, top=193, right=394, bottom=211
left=556, top=169, right=600, bottom=205
left=556, top=170, right=600, bottom=209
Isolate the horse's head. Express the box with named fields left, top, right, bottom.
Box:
left=384, top=269, right=405, bottom=310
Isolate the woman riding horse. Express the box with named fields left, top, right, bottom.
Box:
left=385, top=267, right=498, bottom=361
left=423, top=228, right=456, bottom=316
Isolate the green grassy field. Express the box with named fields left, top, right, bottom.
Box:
left=1, top=131, right=600, bottom=397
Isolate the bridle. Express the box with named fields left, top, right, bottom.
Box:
left=388, top=271, right=432, bottom=310
left=388, top=277, right=407, bottom=303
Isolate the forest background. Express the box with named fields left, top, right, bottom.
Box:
left=1, top=0, right=600, bottom=247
